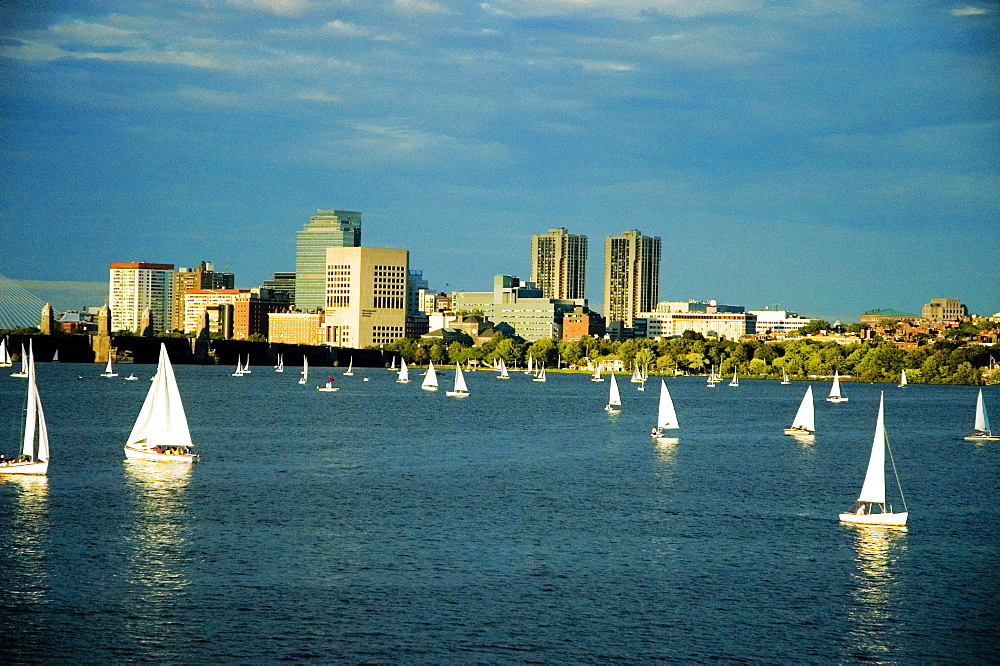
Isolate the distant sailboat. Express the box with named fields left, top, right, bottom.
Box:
left=11, top=344, right=29, bottom=378
left=839, top=392, right=908, bottom=526
left=525, top=354, right=534, bottom=376
left=241, top=355, right=251, bottom=374
left=421, top=361, right=439, bottom=391
left=533, top=365, right=546, bottom=382
left=0, top=341, right=49, bottom=475
left=826, top=370, right=849, bottom=403
left=784, top=385, right=815, bottom=436
left=591, top=364, right=604, bottom=382
left=0, top=338, right=11, bottom=367
left=275, top=354, right=284, bottom=373
left=100, top=355, right=118, bottom=378
left=729, top=369, right=739, bottom=387
left=232, top=355, right=244, bottom=377
left=317, top=376, right=339, bottom=392
left=52, top=349, right=59, bottom=362
left=497, top=358, right=510, bottom=379
left=389, top=356, right=397, bottom=372
left=605, top=373, right=622, bottom=413
left=964, top=388, right=998, bottom=441
left=344, top=357, right=354, bottom=376
left=397, top=358, right=410, bottom=383
left=706, top=365, right=717, bottom=388
left=650, top=380, right=679, bottom=441
left=630, top=365, right=643, bottom=383
left=299, top=357, right=308, bottom=385
left=898, top=369, right=907, bottom=388
left=446, top=363, right=470, bottom=397
left=124, top=344, right=198, bottom=462
left=781, top=369, right=791, bottom=385
left=125, top=372, right=138, bottom=381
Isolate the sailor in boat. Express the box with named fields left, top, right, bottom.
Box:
left=325, top=376, right=335, bottom=389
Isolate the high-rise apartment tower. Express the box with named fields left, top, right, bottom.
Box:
left=603, top=230, right=661, bottom=328
left=531, top=228, right=587, bottom=300
left=109, top=262, right=175, bottom=334
left=295, top=209, right=362, bottom=312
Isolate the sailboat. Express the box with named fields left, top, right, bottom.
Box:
left=784, top=385, right=815, bottom=436
left=231, top=355, right=244, bottom=377
left=0, top=338, right=11, bottom=367
left=525, top=354, right=534, bottom=376
left=898, top=369, right=907, bottom=388
left=839, top=392, right=908, bottom=526
left=275, top=354, right=284, bottom=373
left=100, top=355, right=118, bottom=378
left=124, top=343, right=198, bottom=462
left=630, top=365, right=643, bottom=384
left=826, top=370, right=849, bottom=403
left=965, top=388, right=999, bottom=441
left=781, top=369, right=791, bottom=385
left=706, top=365, right=717, bottom=388
left=241, top=355, right=251, bottom=374
left=344, top=357, right=354, bottom=376
left=533, top=365, right=546, bottom=382
left=11, top=345, right=29, bottom=377
left=0, top=342, right=49, bottom=475
left=497, top=358, right=510, bottom=379
left=317, top=376, right=339, bottom=392
left=421, top=360, right=439, bottom=391
left=125, top=372, right=138, bottom=381
left=446, top=363, right=470, bottom=397
left=729, top=369, right=739, bottom=387
left=397, top=358, right=410, bottom=383
left=299, top=357, right=308, bottom=385
left=591, top=364, right=604, bottom=382
left=650, top=380, right=679, bottom=441
left=389, top=356, right=397, bottom=372
left=52, top=349, right=59, bottom=362
left=605, top=373, right=622, bottom=413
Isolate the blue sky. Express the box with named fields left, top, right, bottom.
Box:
left=2, top=0, right=998, bottom=321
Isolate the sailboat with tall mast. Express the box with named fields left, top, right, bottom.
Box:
left=397, top=358, right=410, bottom=383
left=421, top=361, right=439, bottom=391
left=650, top=380, right=679, bottom=441
left=0, top=342, right=49, bottom=475
left=232, top=355, right=244, bottom=377
left=898, top=369, right=907, bottom=388
left=784, top=386, right=815, bottom=436
left=497, top=358, right=510, bottom=379
left=533, top=364, right=546, bottom=382
left=124, top=344, right=198, bottom=462
left=839, top=392, right=908, bottom=526
left=446, top=363, right=470, bottom=397
left=10, top=344, right=28, bottom=377
left=826, top=370, right=848, bottom=403
left=0, top=338, right=11, bottom=367
left=344, top=357, right=354, bottom=376
left=100, top=354, right=118, bottom=378
left=729, top=369, right=739, bottom=387
left=591, top=363, right=604, bottom=382
left=781, top=369, right=791, bottom=385
left=964, top=389, right=999, bottom=441
left=299, top=356, right=308, bottom=385
left=275, top=353, right=284, bottom=373
left=604, top=373, right=622, bottom=413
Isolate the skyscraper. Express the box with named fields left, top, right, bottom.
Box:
left=109, top=262, right=175, bottom=334
left=323, top=246, right=408, bottom=349
left=603, top=230, right=661, bottom=328
left=295, top=209, right=362, bottom=312
left=531, top=228, right=587, bottom=300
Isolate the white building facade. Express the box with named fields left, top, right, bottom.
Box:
left=108, top=262, right=174, bottom=334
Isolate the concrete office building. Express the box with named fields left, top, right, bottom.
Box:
left=323, top=247, right=408, bottom=349
left=172, top=261, right=235, bottom=331
left=268, top=311, right=325, bottom=346
left=531, top=228, right=587, bottom=300
left=604, top=230, right=661, bottom=328
left=262, top=271, right=296, bottom=308
left=453, top=275, right=584, bottom=342
left=109, top=262, right=174, bottom=334
left=635, top=310, right=756, bottom=341
left=183, top=289, right=247, bottom=335
left=921, top=298, right=968, bottom=321
left=295, top=209, right=362, bottom=312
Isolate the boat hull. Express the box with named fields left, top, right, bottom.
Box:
left=826, top=396, right=849, bottom=403
left=839, top=511, right=908, bottom=526
left=0, top=460, right=48, bottom=475
left=964, top=434, right=1000, bottom=441
left=124, top=446, right=198, bottom=463
left=783, top=428, right=814, bottom=436
left=317, top=387, right=339, bottom=392
left=445, top=391, right=469, bottom=397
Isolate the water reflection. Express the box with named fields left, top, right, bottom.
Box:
left=4, top=476, right=50, bottom=602
left=845, top=525, right=907, bottom=660
left=123, top=461, right=192, bottom=641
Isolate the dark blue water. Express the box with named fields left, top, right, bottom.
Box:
left=1, top=364, right=997, bottom=662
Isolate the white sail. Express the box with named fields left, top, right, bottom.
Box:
left=101, top=355, right=117, bottom=377
left=607, top=373, right=621, bottom=408
left=421, top=361, right=438, bottom=390
left=24, top=342, right=49, bottom=462
left=390, top=356, right=396, bottom=371
left=592, top=364, right=603, bottom=382
left=657, top=380, right=678, bottom=429
left=498, top=358, right=509, bottom=379
left=631, top=365, right=642, bottom=383
left=11, top=344, right=29, bottom=377
left=899, top=369, right=907, bottom=387
left=232, top=356, right=244, bottom=376
left=782, top=369, right=790, bottom=384
left=344, top=357, right=353, bottom=376
left=858, top=393, right=888, bottom=504
left=830, top=371, right=841, bottom=398
left=527, top=355, right=534, bottom=374
left=974, top=388, right=991, bottom=434
left=729, top=369, right=739, bottom=387
left=447, top=364, right=469, bottom=396
left=299, top=357, right=308, bottom=384
left=790, top=386, right=815, bottom=432
left=126, top=344, right=193, bottom=451
left=275, top=354, right=284, bottom=372
left=533, top=365, right=546, bottom=382
left=398, top=358, right=410, bottom=383
left=0, top=338, right=8, bottom=366
left=242, top=355, right=251, bottom=373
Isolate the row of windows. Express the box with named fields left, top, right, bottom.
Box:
left=327, top=296, right=350, bottom=308
left=373, top=296, right=404, bottom=309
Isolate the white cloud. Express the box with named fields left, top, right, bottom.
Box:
left=482, top=0, right=763, bottom=19
left=176, top=86, right=242, bottom=106
left=575, top=59, right=635, bottom=72
left=226, top=0, right=315, bottom=18
left=951, top=6, right=989, bottom=16
left=48, top=20, right=143, bottom=48
left=298, top=90, right=343, bottom=103
left=322, top=20, right=370, bottom=37
left=394, top=0, right=449, bottom=14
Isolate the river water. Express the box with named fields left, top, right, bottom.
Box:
left=1, top=363, right=997, bottom=662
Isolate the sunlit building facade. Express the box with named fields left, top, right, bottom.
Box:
left=109, top=262, right=174, bottom=334
left=603, top=230, right=660, bottom=328
left=531, top=228, right=587, bottom=300
left=323, top=247, right=408, bottom=348
left=295, top=209, right=362, bottom=312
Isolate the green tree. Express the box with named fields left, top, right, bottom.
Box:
left=430, top=342, right=448, bottom=365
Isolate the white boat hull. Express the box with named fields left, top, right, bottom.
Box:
left=124, top=446, right=198, bottom=463
left=826, top=396, right=849, bottom=403
left=784, top=427, right=814, bottom=436
left=446, top=390, right=469, bottom=397
left=317, top=386, right=339, bottom=392
left=839, top=511, right=908, bottom=527
left=0, top=460, right=48, bottom=475
left=965, top=434, right=1000, bottom=441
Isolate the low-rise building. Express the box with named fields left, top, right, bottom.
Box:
left=562, top=306, right=605, bottom=341
left=747, top=309, right=811, bottom=335
left=921, top=298, right=968, bottom=321
left=452, top=274, right=584, bottom=342
left=859, top=309, right=919, bottom=325
left=268, top=311, right=325, bottom=345
left=635, top=310, right=756, bottom=341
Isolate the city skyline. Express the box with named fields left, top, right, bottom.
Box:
left=2, top=2, right=998, bottom=321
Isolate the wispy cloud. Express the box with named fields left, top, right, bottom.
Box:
left=297, top=90, right=342, bottom=103
left=394, top=0, right=449, bottom=14
left=950, top=6, right=989, bottom=16
left=226, top=0, right=316, bottom=18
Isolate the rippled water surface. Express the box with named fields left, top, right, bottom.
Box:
left=1, top=364, right=998, bottom=662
